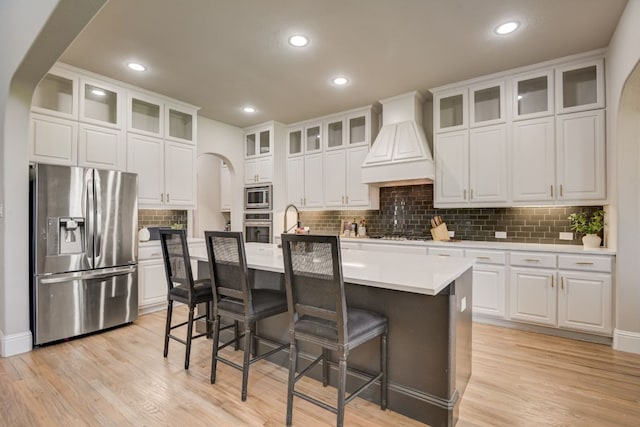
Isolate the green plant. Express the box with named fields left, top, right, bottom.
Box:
left=568, top=209, right=605, bottom=235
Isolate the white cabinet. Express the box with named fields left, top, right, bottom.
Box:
left=287, top=127, right=303, bottom=156
left=245, top=156, right=273, bottom=184
left=428, top=247, right=465, bottom=257
left=434, top=88, right=468, bottom=133
left=78, top=123, right=125, bottom=170
left=556, top=110, right=606, bottom=201
left=466, top=249, right=507, bottom=318
left=127, top=134, right=195, bottom=208
left=79, top=77, right=122, bottom=129
left=165, top=103, right=196, bottom=144
left=220, top=162, right=231, bottom=212
left=511, top=117, right=556, bottom=202
left=556, top=58, right=605, bottom=114
left=287, top=153, right=323, bottom=208
left=127, top=92, right=163, bottom=138
left=469, top=80, right=505, bottom=127
left=31, top=67, right=78, bottom=120
left=28, top=113, right=78, bottom=166
left=435, top=124, right=507, bottom=206
left=512, top=69, right=554, bottom=120
left=511, top=110, right=605, bottom=204
left=245, top=125, right=274, bottom=184
left=324, top=116, right=345, bottom=150
left=323, top=146, right=377, bottom=208
left=509, top=267, right=557, bottom=326
left=557, top=254, right=613, bottom=335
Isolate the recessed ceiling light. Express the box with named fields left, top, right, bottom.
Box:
left=332, top=76, right=349, bottom=86
left=91, top=89, right=106, bottom=96
left=288, top=35, right=309, bottom=47
left=127, top=62, right=146, bottom=72
left=243, top=106, right=256, bottom=113
left=495, top=21, right=519, bottom=35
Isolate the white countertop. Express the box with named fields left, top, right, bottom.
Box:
left=190, top=242, right=475, bottom=296
left=340, top=237, right=616, bottom=255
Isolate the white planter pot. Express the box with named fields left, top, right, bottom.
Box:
left=582, top=234, right=602, bottom=248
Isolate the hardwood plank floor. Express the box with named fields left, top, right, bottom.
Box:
left=2, top=308, right=639, bottom=426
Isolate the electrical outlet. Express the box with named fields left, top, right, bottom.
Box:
left=495, top=231, right=507, bottom=239
left=559, top=232, right=574, bottom=240
left=448, top=230, right=455, bottom=238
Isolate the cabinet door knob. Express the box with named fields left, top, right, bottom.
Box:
left=470, top=189, right=474, bottom=200
left=342, top=196, right=345, bottom=204
left=167, top=193, right=170, bottom=203
left=345, top=195, right=349, bottom=204
left=160, top=193, right=164, bottom=202
left=551, top=275, right=554, bottom=288
left=560, top=184, right=564, bottom=197
left=561, top=277, right=564, bottom=290
left=550, top=185, right=554, bottom=197
left=463, top=189, right=467, bottom=200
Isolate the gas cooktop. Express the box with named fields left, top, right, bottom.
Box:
left=369, top=235, right=431, bottom=241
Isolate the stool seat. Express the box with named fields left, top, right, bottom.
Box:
left=169, top=279, right=214, bottom=302
left=294, top=308, right=387, bottom=345
left=217, top=289, right=288, bottom=318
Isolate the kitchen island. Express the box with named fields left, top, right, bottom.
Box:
left=192, top=243, right=475, bottom=427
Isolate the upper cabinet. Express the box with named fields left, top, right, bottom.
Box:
left=245, top=123, right=277, bottom=184
left=431, top=50, right=607, bottom=208
left=29, top=62, right=200, bottom=208
left=79, top=77, right=123, bottom=129
left=556, top=58, right=605, bottom=114
left=512, top=70, right=554, bottom=120
left=324, top=116, right=345, bottom=151
left=31, top=67, right=78, bottom=120
left=434, top=88, right=468, bottom=133
left=469, top=80, right=505, bottom=127
left=245, top=126, right=272, bottom=158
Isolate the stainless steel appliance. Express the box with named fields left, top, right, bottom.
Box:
left=244, top=184, right=272, bottom=210
left=30, top=164, right=138, bottom=345
left=244, top=212, right=272, bottom=243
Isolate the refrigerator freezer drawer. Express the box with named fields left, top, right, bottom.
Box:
left=33, top=266, right=138, bottom=345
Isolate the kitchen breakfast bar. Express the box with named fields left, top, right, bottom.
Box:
left=193, top=242, right=475, bottom=427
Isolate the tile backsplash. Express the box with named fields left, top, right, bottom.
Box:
left=299, top=184, right=603, bottom=245
left=138, top=209, right=187, bottom=230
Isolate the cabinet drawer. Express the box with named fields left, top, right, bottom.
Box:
left=138, top=244, right=163, bottom=260
left=558, top=254, right=612, bottom=273
left=465, top=249, right=506, bottom=265
left=510, top=252, right=556, bottom=268
left=429, top=247, right=465, bottom=258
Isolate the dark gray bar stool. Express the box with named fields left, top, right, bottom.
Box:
left=204, top=231, right=288, bottom=401
left=159, top=229, right=213, bottom=370
left=280, top=234, right=388, bottom=427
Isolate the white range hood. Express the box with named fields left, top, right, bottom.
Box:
left=361, top=91, right=435, bottom=187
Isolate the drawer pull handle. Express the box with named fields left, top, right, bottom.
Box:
left=551, top=275, right=554, bottom=288
left=561, top=277, right=564, bottom=290
left=438, top=254, right=450, bottom=257
left=524, top=258, right=540, bottom=262
left=476, top=256, right=491, bottom=260
left=576, top=262, right=594, bottom=265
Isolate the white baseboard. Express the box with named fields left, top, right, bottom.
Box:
left=613, top=329, right=640, bottom=355
left=0, top=329, right=33, bottom=357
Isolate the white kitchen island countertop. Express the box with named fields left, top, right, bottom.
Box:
left=190, top=242, right=474, bottom=296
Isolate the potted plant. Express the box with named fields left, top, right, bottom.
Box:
left=568, top=209, right=605, bottom=248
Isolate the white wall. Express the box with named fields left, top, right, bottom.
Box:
left=0, top=0, right=106, bottom=357
left=606, top=0, right=640, bottom=354
left=196, top=116, right=244, bottom=236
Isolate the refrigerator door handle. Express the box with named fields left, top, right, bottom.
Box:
left=85, top=169, right=95, bottom=266
left=39, top=265, right=136, bottom=284
left=93, top=169, right=102, bottom=261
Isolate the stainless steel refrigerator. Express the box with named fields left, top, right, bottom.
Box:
left=30, top=164, right=138, bottom=345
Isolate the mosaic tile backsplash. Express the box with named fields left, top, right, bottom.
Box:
left=299, top=184, right=603, bottom=245
left=138, top=209, right=187, bottom=230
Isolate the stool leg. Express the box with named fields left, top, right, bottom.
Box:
left=336, top=350, right=348, bottom=427
left=381, top=331, right=388, bottom=410
left=251, top=322, right=258, bottom=357
left=205, top=301, right=212, bottom=339
left=322, top=348, right=330, bottom=387
left=286, top=338, right=298, bottom=426
left=241, top=324, right=252, bottom=401
left=184, top=306, right=195, bottom=370
left=163, top=300, right=173, bottom=358
left=210, top=315, right=221, bottom=384
left=233, top=321, right=240, bottom=351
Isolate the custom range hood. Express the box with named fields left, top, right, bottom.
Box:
left=361, top=91, right=434, bottom=187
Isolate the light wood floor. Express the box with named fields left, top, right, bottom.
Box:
left=2, top=308, right=639, bottom=426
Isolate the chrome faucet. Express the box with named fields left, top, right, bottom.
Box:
left=284, top=204, right=301, bottom=233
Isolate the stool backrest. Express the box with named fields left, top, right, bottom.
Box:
left=281, top=234, right=347, bottom=344
left=159, top=229, right=195, bottom=294
left=204, top=231, right=252, bottom=312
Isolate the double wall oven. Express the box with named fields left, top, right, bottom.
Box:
left=244, top=184, right=272, bottom=243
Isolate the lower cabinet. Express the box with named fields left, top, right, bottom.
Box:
left=472, top=264, right=506, bottom=318
left=557, top=270, right=612, bottom=334
left=138, top=241, right=202, bottom=314
left=509, top=267, right=557, bottom=326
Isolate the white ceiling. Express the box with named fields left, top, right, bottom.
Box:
left=59, top=0, right=628, bottom=128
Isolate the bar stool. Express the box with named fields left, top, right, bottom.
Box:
left=159, top=229, right=214, bottom=370
left=204, top=231, right=288, bottom=401
left=280, top=234, right=388, bottom=427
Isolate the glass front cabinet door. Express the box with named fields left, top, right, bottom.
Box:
left=469, top=80, right=505, bottom=127
left=435, top=89, right=468, bottom=133
left=31, top=68, right=78, bottom=120
left=287, top=127, right=303, bottom=156
left=512, top=70, right=554, bottom=121
left=79, top=78, right=122, bottom=128
left=325, top=117, right=345, bottom=150
left=556, top=58, right=605, bottom=114
left=128, top=93, right=163, bottom=137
